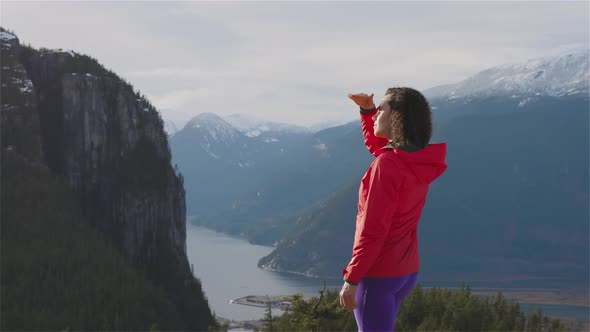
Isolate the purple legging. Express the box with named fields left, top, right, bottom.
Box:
left=353, top=273, right=418, bottom=332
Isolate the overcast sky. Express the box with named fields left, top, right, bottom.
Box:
left=2, top=1, right=589, bottom=128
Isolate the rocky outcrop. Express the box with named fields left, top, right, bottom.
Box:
left=1, top=27, right=213, bottom=329
left=19, top=43, right=186, bottom=269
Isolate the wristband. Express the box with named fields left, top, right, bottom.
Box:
left=359, top=107, right=377, bottom=115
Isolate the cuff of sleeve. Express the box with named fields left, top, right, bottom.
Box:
left=342, top=269, right=361, bottom=284
left=360, top=107, right=377, bottom=115
left=344, top=279, right=359, bottom=286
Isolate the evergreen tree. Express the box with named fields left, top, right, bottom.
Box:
left=263, top=296, right=274, bottom=332
left=267, top=284, right=570, bottom=332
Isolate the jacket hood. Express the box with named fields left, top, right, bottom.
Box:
left=388, top=142, right=448, bottom=184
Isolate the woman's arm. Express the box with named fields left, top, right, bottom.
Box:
left=360, top=107, right=389, bottom=156
left=348, top=93, right=389, bottom=156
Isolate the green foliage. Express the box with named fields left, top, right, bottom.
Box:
left=269, top=290, right=356, bottom=332
left=268, top=284, right=570, bottom=332
left=263, top=296, right=275, bottom=332
left=0, top=54, right=28, bottom=106
left=396, top=284, right=565, bottom=332
left=0, top=153, right=211, bottom=330
left=210, top=321, right=229, bottom=332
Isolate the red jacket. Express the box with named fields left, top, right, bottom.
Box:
left=342, top=109, right=448, bottom=283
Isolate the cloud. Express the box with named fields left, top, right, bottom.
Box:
left=151, top=88, right=209, bottom=110
left=2, top=1, right=588, bottom=127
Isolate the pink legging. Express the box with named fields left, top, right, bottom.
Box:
left=353, top=273, right=418, bottom=332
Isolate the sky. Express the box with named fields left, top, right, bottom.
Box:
left=2, top=1, right=589, bottom=128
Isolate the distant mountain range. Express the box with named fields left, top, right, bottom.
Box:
left=424, top=50, right=589, bottom=100
left=170, top=112, right=322, bottom=236
left=169, top=110, right=376, bottom=243
left=257, top=51, right=589, bottom=287
left=171, top=50, right=589, bottom=288
left=222, top=113, right=313, bottom=136
left=259, top=94, right=589, bottom=288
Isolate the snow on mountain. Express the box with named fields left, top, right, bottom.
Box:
left=1, top=30, right=18, bottom=49
left=185, top=112, right=243, bottom=143
left=182, top=113, right=246, bottom=160
left=0, top=31, right=16, bottom=41
left=425, top=50, right=589, bottom=100
left=223, top=113, right=311, bottom=137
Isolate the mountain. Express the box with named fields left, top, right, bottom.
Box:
left=0, top=27, right=215, bottom=330
left=170, top=112, right=317, bottom=232
left=425, top=50, right=589, bottom=100
left=223, top=112, right=355, bottom=134
left=232, top=120, right=372, bottom=244
left=172, top=115, right=379, bottom=245
left=259, top=52, right=589, bottom=289
left=223, top=113, right=312, bottom=136
left=171, top=109, right=391, bottom=245
left=423, top=50, right=590, bottom=135
left=175, top=52, right=588, bottom=247
left=2, top=144, right=188, bottom=330
left=182, top=112, right=249, bottom=161
left=308, top=118, right=356, bottom=132
left=258, top=183, right=358, bottom=277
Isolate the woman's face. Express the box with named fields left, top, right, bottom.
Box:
left=373, top=94, right=394, bottom=139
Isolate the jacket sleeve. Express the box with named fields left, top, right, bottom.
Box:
left=360, top=107, right=389, bottom=157
left=343, top=157, right=400, bottom=283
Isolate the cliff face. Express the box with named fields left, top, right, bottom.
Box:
left=19, top=48, right=186, bottom=267
left=1, top=28, right=213, bottom=329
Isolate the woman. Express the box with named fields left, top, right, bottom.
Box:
left=339, top=88, right=448, bottom=332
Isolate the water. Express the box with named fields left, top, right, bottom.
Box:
left=186, top=225, right=589, bottom=322
left=186, top=225, right=342, bottom=321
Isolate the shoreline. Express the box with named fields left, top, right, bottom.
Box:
left=258, top=266, right=589, bottom=308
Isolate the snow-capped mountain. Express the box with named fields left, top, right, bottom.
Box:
left=170, top=111, right=317, bottom=224
left=223, top=113, right=311, bottom=137
left=425, top=50, right=589, bottom=100
left=185, top=112, right=243, bottom=143
left=176, top=112, right=248, bottom=161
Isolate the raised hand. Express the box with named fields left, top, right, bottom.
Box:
left=348, top=93, right=375, bottom=110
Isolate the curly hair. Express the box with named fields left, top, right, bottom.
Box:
left=385, top=87, right=433, bottom=149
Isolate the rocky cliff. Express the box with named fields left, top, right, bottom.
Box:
left=1, top=27, right=214, bottom=329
